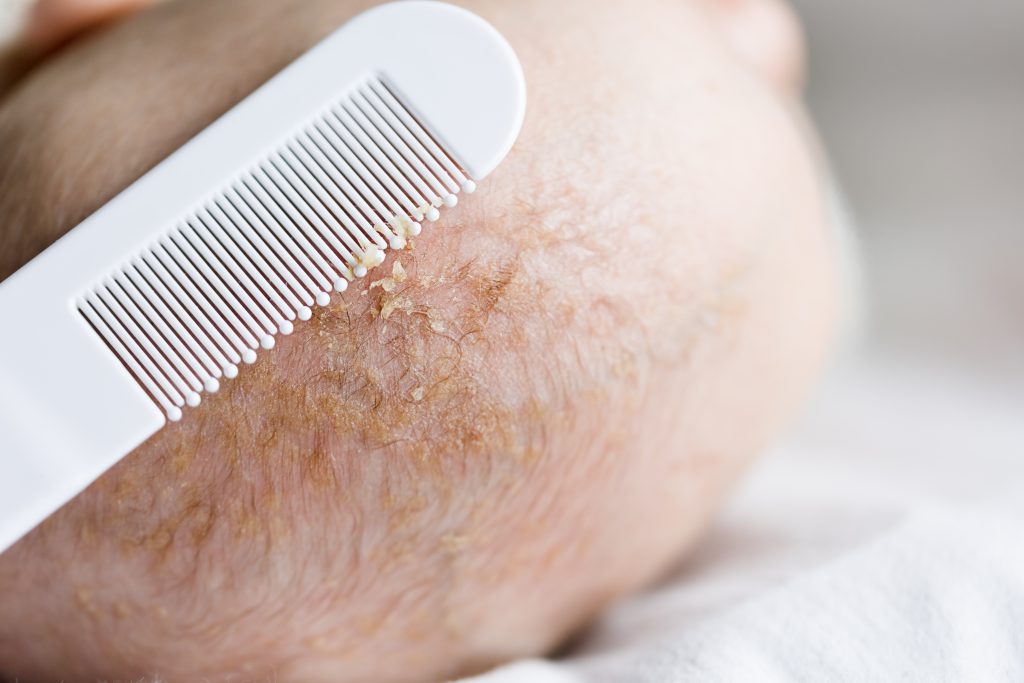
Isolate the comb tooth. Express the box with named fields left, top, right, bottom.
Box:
left=282, top=143, right=378, bottom=260
left=322, top=109, right=423, bottom=220
left=234, top=182, right=333, bottom=307
left=106, top=277, right=203, bottom=408
left=101, top=281, right=200, bottom=408
left=139, top=252, right=241, bottom=371
left=80, top=297, right=181, bottom=421
left=115, top=272, right=212, bottom=394
left=91, top=289, right=187, bottom=410
left=349, top=91, right=442, bottom=213
left=371, top=78, right=472, bottom=193
left=310, top=118, right=421, bottom=248
left=206, top=202, right=303, bottom=324
left=247, top=169, right=344, bottom=294
left=184, top=218, right=278, bottom=343
left=192, top=210, right=291, bottom=338
left=276, top=146, right=372, bottom=258
left=260, top=158, right=358, bottom=284
left=153, top=242, right=253, bottom=364
left=334, top=103, right=434, bottom=220
left=303, top=126, right=397, bottom=234
left=97, top=284, right=197, bottom=406
left=284, top=140, right=382, bottom=257
left=125, top=263, right=224, bottom=389
left=213, top=195, right=311, bottom=308
left=361, top=82, right=459, bottom=202
left=166, top=229, right=265, bottom=351
left=224, top=186, right=322, bottom=309
left=292, top=133, right=390, bottom=250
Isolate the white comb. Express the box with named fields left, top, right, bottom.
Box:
left=0, top=1, right=526, bottom=553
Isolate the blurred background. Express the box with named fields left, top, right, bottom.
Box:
left=0, top=2, right=28, bottom=44
left=792, top=0, right=1023, bottom=386
left=770, top=0, right=1024, bottom=501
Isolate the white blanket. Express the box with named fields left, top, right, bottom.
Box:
left=466, top=355, right=1024, bottom=682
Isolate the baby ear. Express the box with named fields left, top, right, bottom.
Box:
left=22, top=0, right=156, bottom=54
left=700, top=0, right=807, bottom=93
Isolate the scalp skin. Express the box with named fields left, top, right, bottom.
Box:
left=0, top=1, right=836, bottom=681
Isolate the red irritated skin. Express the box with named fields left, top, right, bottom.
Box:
left=0, top=1, right=836, bottom=681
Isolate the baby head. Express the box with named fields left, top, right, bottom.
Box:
left=0, top=0, right=836, bottom=680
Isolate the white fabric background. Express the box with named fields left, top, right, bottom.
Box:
left=463, top=355, right=1024, bottom=682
